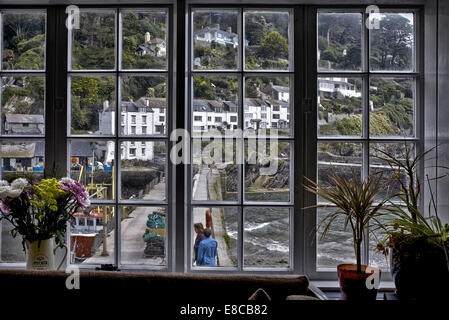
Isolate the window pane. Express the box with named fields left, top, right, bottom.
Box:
left=369, top=78, right=414, bottom=137
left=69, top=140, right=114, bottom=200
left=120, top=75, right=166, bottom=135
left=1, top=76, right=45, bottom=135
left=1, top=140, right=44, bottom=176
left=369, top=142, right=415, bottom=201
left=244, top=11, right=290, bottom=71
left=370, top=13, right=414, bottom=72
left=317, top=12, right=362, bottom=72
left=192, top=139, right=239, bottom=202
left=70, top=75, right=116, bottom=135
left=317, top=142, right=362, bottom=269
left=121, top=10, right=167, bottom=70
left=244, top=207, right=290, bottom=268
left=70, top=10, right=115, bottom=70
left=245, top=140, right=291, bottom=202
left=69, top=205, right=115, bottom=264
left=1, top=220, right=26, bottom=263
left=121, top=206, right=166, bottom=265
left=120, top=141, right=166, bottom=201
left=192, top=75, right=239, bottom=136
left=244, top=76, right=291, bottom=136
left=192, top=10, right=238, bottom=70
left=318, top=77, right=362, bottom=137
left=192, top=206, right=238, bottom=267
left=2, top=12, right=46, bottom=70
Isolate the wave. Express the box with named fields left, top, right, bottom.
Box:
left=244, top=222, right=270, bottom=232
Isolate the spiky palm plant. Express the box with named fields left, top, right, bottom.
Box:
left=304, top=169, right=386, bottom=273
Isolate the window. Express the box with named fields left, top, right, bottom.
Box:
left=67, top=7, right=170, bottom=268
left=190, top=8, right=293, bottom=270
left=315, top=10, right=418, bottom=274
left=0, top=10, right=46, bottom=263
left=194, top=115, right=202, bottom=121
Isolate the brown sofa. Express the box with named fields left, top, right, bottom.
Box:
left=0, top=269, right=324, bottom=301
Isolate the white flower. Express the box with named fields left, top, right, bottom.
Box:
left=11, top=178, right=28, bottom=190
left=0, top=180, right=9, bottom=187
left=7, top=188, right=22, bottom=198
left=60, top=177, right=74, bottom=184
left=0, top=186, right=9, bottom=200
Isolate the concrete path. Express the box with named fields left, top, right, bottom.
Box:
left=192, top=167, right=233, bottom=267
left=82, top=179, right=166, bottom=265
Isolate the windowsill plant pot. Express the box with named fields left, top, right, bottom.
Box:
left=25, top=237, right=67, bottom=271
left=337, top=264, right=380, bottom=300
left=373, top=144, right=449, bottom=300
left=390, top=238, right=449, bottom=300
left=304, top=169, right=386, bottom=301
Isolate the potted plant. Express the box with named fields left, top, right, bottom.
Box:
left=373, top=144, right=449, bottom=299
left=0, top=177, right=90, bottom=270
left=304, top=169, right=386, bottom=300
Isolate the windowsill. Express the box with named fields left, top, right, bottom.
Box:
left=312, top=280, right=395, bottom=291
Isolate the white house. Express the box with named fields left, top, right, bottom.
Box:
left=135, top=32, right=167, bottom=57
left=194, top=24, right=239, bottom=48
left=99, top=100, right=156, bottom=163
left=318, top=77, right=361, bottom=98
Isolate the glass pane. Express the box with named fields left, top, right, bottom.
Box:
left=192, top=206, right=238, bottom=267
left=317, top=12, right=362, bottom=72
left=70, top=75, right=116, bottom=135
left=370, top=13, right=414, bottom=72
left=316, top=142, right=362, bottom=269
left=69, top=140, right=114, bottom=201
left=318, top=77, right=362, bottom=137
left=1, top=76, right=45, bottom=135
left=245, top=140, right=290, bottom=202
left=369, top=142, right=415, bottom=201
left=121, top=10, right=167, bottom=70
left=244, top=76, right=291, bottom=136
left=1, top=220, right=26, bottom=263
left=192, top=138, right=239, bottom=202
left=244, top=207, right=290, bottom=268
left=369, top=78, right=414, bottom=137
left=120, top=141, right=166, bottom=201
left=244, top=11, right=290, bottom=71
left=192, top=10, right=238, bottom=70
left=1, top=141, right=44, bottom=177
left=70, top=10, right=115, bottom=70
left=2, top=12, right=46, bottom=70
left=192, top=75, right=239, bottom=136
left=120, top=75, right=167, bottom=135
left=69, top=205, right=115, bottom=264
left=121, top=206, right=167, bottom=266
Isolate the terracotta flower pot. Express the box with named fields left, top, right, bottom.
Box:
left=337, top=264, right=381, bottom=300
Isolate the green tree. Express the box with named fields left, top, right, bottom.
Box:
left=258, top=31, right=288, bottom=60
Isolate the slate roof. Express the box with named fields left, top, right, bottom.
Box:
left=5, top=114, right=44, bottom=124
left=71, top=141, right=93, bottom=157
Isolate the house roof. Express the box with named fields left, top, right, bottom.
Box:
left=193, top=99, right=215, bottom=112
left=120, top=101, right=154, bottom=113
left=271, top=85, right=289, bottom=93
left=1, top=143, right=35, bottom=158
left=139, top=97, right=166, bottom=109
left=71, top=141, right=93, bottom=157
left=34, top=141, right=45, bottom=157
left=194, top=27, right=238, bottom=39
left=5, top=113, right=44, bottom=124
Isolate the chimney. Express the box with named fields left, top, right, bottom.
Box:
left=145, top=32, right=151, bottom=43
left=226, top=27, right=232, bottom=34
left=215, top=23, right=220, bottom=30
left=103, top=100, right=109, bottom=111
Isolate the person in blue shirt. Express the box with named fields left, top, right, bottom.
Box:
left=196, top=228, right=218, bottom=266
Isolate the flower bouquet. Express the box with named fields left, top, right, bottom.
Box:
left=0, top=177, right=90, bottom=270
